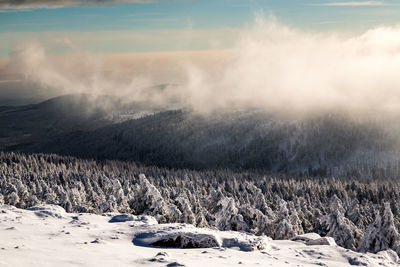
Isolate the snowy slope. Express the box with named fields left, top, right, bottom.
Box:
left=0, top=205, right=398, bottom=267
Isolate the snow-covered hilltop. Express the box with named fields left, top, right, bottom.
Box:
left=0, top=204, right=398, bottom=267
left=1, top=152, right=400, bottom=259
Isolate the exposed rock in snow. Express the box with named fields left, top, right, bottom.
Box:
left=108, top=214, right=134, bottom=223
left=347, top=256, right=368, bottom=266
left=306, top=237, right=336, bottom=246
left=221, top=236, right=267, bottom=251
left=26, top=204, right=66, bottom=219
left=166, top=262, right=185, bottom=267
left=149, top=251, right=172, bottom=262
left=143, top=232, right=221, bottom=249
left=133, top=223, right=269, bottom=251
left=291, top=233, right=322, bottom=243
left=103, top=212, right=158, bottom=226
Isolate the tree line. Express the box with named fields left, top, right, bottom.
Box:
left=1, top=151, right=400, bottom=255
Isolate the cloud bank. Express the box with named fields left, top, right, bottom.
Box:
left=0, top=0, right=157, bottom=10
left=183, top=17, right=400, bottom=116
left=6, top=16, right=400, bottom=117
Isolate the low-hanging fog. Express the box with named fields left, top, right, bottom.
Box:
left=4, top=16, right=400, bottom=117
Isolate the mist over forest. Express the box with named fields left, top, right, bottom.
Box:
left=3, top=18, right=400, bottom=178
left=2, top=8, right=400, bottom=266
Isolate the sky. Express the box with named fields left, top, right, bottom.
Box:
left=1, top=0, right=400, bottom=57
left=2, top=0, right=400, bottom=114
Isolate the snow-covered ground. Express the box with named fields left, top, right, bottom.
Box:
left=0, top=205, right=398, bottom=267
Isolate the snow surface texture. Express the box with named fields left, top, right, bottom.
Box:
left=0, top=205, right=398, bottom=267
left=2, top=152, right=400, bottom=256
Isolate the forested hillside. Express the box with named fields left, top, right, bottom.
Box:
left=3, top=95, right=400, bottom=178
left=0, top=94, right=166, bottom=151
left=1, top=152, right=400, bottom=255
left=22, top=107, right=400, bottom=178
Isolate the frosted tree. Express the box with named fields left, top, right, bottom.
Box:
left=346, top=198, right=373, bottom=230
left=196, top=210, right=209, bottom=228
left=100, top=195, right=119, bottom=212
left=133, top=174, right=181, bottom=223
left=9, top=178, right=29, bottom=207
left=26, top=195, right=39, bottom=207
left=175, top=195, right=196, bottom=224
left=358, top=202, right=400, bottom=255
left=273, top=199, right=297, bottom=239
left=317, top=195, right=362, bottom=249
left=8, top=192, right=20, bottom=207
left=287, top=201, right=303, bottom=234
left=239, top=203, right=274, bottom=236
left=109, top=179, right=130, bottom=213
left=295, top=197, right=314, bottom=233
left=208, top=189, right=247, bottom=231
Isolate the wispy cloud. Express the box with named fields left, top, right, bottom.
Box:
left=0, top=27, right=239, bottom=57
left=312, top=20, right=343, bottom=25
left=0, top=0, right=157, bottom=10
left=314, top=1, right=385, bottom=6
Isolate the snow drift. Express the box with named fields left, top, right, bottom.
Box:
left=1, top=204, right=399, bottom=267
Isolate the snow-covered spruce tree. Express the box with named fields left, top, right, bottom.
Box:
left=358, top=202, right=400, bottom=255
left=133, top=174, right=181, bottom=223
left=346, top=198, right=373, bottom=230
left=195, top=209, right=210, bottom=228
left=7, top=192, right=20, bottom=207
left=273, top=199, right=297, bottom=239
left=316, top=195, right=362, bottom=249
left=207, top=189, right=247, bottom=231
left=175, top=195, right=196, bottom=224
left=109, top=178, right=130, bottom=213
left=288, top=201, right=304, bottom=236
left=100, top=195, right=119, bottom=213
left=238, top=203, right=274, bottom=236
left=294, top=196, right=314, bottom=233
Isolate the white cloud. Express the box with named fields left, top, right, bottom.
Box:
left=6, top=16, right=400, bottom=117
left=183, top=16, right=400, bottom=115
